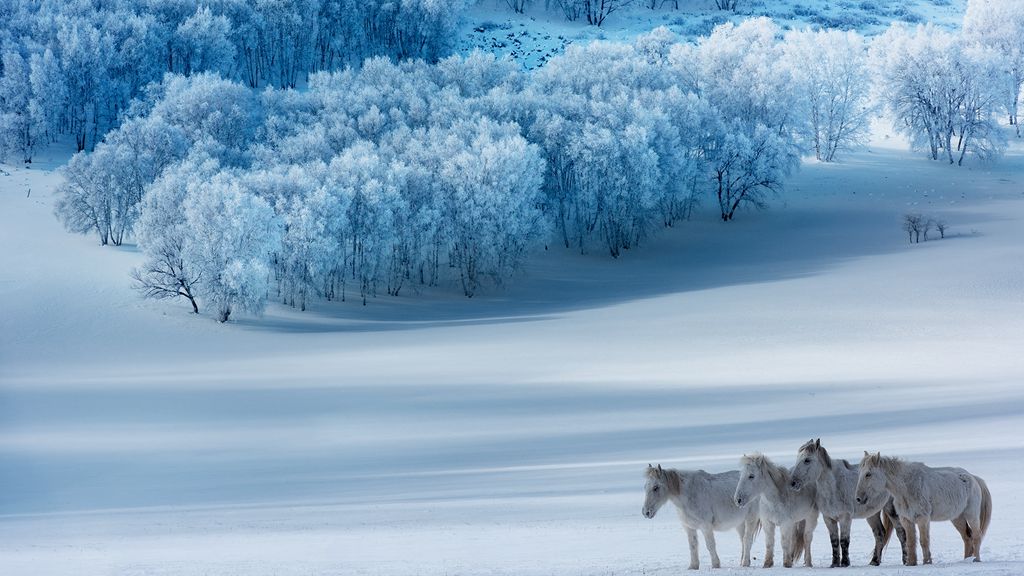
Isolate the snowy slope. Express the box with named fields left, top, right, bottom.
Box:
left=2, top=120, right=1024, bottom=575
left=460, top=0, right=969, bottom=69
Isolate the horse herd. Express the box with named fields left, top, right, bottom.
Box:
left=642, top=439, right=992, bottom=569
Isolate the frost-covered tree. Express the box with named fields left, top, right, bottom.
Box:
left=132, top=159, right=204, bottom=314
left=147, top=72, right=261, bottom=160
left=695, top=19, right=802, bottom=219
left=28, top=49, right=68, bottom=146
left=696, top=18, right=796, bottom=133
left=783, top=29, right=873, bottom=161
left=435, top=118, right=547, bottom=295
left=964, top=0, right=1024, bottom=135
left=0, top=0, right=476, bottom=159
left=276, top=173, right=346, bottom=309
left=55, top=113, right=187, bottom=246
left=873, top=23, right=1006, bottom=164
left=705, top=120, right=798, bottom=221
left=54, top=152, right=115, bottom=245
left=0, top=51, right=36, bottom=162
left=183, top=171, right=282, bottom=322
left=174, top=6, right=235, bottom=76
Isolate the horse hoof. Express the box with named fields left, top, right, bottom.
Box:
left=842, top=559, right=851, bottom=567
left=869, top=560, right=880, bottom=567
left=973, top=557, right=982, bottom=563
left=687, top=565, right=699, bottom=570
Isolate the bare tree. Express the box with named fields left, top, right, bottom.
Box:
left=715, top=0, right=739, bottom=10
left=902, top=213, right=925, bottom=243
left=580, top=0, right=634, bottom=26
left=935, top=219, right=948, bottom=239
left=555, top=0, right=584, bottom=20
left=505, top=0, right=532, bottom=13
left=131, top=237, right=202, bottom=314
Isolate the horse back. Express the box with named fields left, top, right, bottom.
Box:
left=919, top=465, right=980, bottom=521
left=677, top=469, right=748, bottom=530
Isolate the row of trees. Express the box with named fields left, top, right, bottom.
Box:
left=0, top=0, right=470, bottom=159
left=41, top=5, right=1024, bottom=320
left=52, top=20, right=870, bottom=318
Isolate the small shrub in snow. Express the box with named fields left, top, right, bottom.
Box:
left=902, top=213, right=949, bottom=243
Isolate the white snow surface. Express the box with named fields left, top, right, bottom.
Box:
left=2, top=129, right=1024, bottom=575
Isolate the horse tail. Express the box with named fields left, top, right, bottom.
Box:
left=977, top=475, right=992, bottom=539
left=879, top=508, right=894, bottom=552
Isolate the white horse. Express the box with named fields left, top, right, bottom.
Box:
left=734, top=453, right=819, bottom=568
left=855, top=452, right=992, bottom=565
left=643, top=464, right=760, bottom=569
left=789, top=439, right=908, bottom=567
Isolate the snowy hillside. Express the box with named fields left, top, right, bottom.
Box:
left=3, top=126, right=1024, bottom=574
left=460, top=0, right=968, bottom=69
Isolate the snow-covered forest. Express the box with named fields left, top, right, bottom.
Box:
left=1, top=0, right=1021, bottom=319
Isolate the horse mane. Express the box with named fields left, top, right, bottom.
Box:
left=878, top=454, right=905, bottom=476
left=742, top=453, right=789, bottom=493
left=647, top=465, right=682, bottom=497
left=799, top=438, right=832, bottom=469
left=863, top=452, right=904, bottom=476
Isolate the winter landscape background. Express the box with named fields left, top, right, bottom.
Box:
left=2, top=0, right=1024, bottom=574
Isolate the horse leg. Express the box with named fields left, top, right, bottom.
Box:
left=685, top=526, right=700, bottom=570
left=900, top=516, right=918, bottom=566
left=839, top=515, right=852, bottom=567
left=736, top=525, right=749, bottom=567
left=917, top=518, right=932, bottom=564
left=967, top=511, right=984, bottom=562
left=803, top=515, right=817, bottom=567
left=824, top=516, right=841, bottom=567
left=866, top=512, right=885, bottom=566
left=703, top=527, right=721, bottom=569
left=884, top=500, right=909, bottom=565
left=763, top=521, right=776, bottom=568
left=740, top=517, right=757, bottom=567
left=781, top=523, right=794, bottom=568
left=893, top=515, right=909, bottom=565
left=952, top=517, right=972, bottom=559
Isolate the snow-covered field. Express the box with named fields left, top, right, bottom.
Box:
left=2, top=117, right=1024, bottom=576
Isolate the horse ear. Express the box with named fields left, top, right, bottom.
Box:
left=648, top=463, right=653, bottom=469
left=864, top=450, right=869, bottom=457
left=657, top=464, right=663, bottom=472
left=815, top=438, right=820, bottom=448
